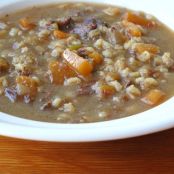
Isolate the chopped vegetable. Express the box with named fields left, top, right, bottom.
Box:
left=0, top=58, right=10, bottom=72
left=53, top=30, right=69, bottom=39
left=141, top=89, right=165, bottom=106
left=124, top=12, right=155, bottom=27
left=49, top=60, right=77, bottom=84
left=134, top=43, right=160, bottom=54
left=100, top=84, right=116, bottom=97
left=68, top=44, right=82, bottom=50
left=106, top=72, right=120, bottom=81
left=128, top=27, right=142, bottom=37
left=122, top=21, right=142, bottom=37
left=16, top=76, right=38, bottom=97
left=88, top=52, right=103, bottom=65
left=19, top=18, right=36, bottom=30
left=63, top=49, right=93, bottom=76
left=0, top=30, right=7, bottom=38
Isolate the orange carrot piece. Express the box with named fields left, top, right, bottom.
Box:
left=53, top=30, right=69, bottom=39
left=0, top=30, right=7, bottom=38
left=127, top=26, right=142, bottom=37
left=63, top=49, right=93, bottom=76
left=134, top=43, right=160, bottom=54
left=122, top=20, right=142, bottom=37
left=88, top=52, right=103, bottom=65
left=107, top=72, right=120, bottom=81
left=141, top=89, right=165, bottom=106
left=49, top=60, right=77, bottom=85
left=19, top=18, right=36, bottom=30
left=124, top=12, right=155, bottom=27
left=16, top=76, right=38, bottom=97
left=100, top=85, right=116, bottom=97
left=0, top=58, right=10, bottom=72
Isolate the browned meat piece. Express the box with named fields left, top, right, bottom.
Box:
left=57, top=17, right=74, bottom=32
left=0, top=58, right=10, bottom=72
left=72, top=18, right=98, bottom=39
left=72, top=24, right=89, bottom=39
left=84, top=18, right=98, bottom=30
left=18, top=69, right=32, bottom=76
left=77, top=48, right=89, bottom=57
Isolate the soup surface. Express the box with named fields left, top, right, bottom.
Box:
left=0, top=3, right=174, bottom=123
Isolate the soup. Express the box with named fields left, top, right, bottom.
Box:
left=0, top=3, right=174, bottom=123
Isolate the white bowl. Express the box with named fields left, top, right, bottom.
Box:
left=0, top=0, right=174, bottom=142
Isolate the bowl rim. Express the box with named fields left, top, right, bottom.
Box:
left=0, top=0, right=174, bottom=142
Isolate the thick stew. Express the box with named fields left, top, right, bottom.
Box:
left=0, top=3, right=174, bottom=123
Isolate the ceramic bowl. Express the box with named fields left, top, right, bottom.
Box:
left=0, top=0, right=173, bottom=142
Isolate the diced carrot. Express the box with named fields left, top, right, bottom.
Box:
left=141, top=89, right=165, bottom=106
left=127, top=26, right=142, bottom=37
left=19, top=18, right=36, bottom=30
left=53, top=30, right=69, bottom=39
left=122, top=20, right=142, bottom=37
left=16, top=76, right=38, bottom=97
left=134, top=43, right=160, bottom=54
left=0, top=58, right=10, bottom=72
left=0, top=30, right=7, bottom=38
left=100, top=85, right=116, bottom=97
left=63, top=49, right=93, bottom=76
left=124, top=12, right=155, bottom=27
left=88, top=52, right=103, bottom=65
left=106, top=72, right=120, bottom=81
left=49, top=60, right=77, bottom=85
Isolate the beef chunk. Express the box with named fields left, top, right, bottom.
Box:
left=84, top=18, right=98, bottom=30
left=77, top=48, right=89, bottom=57
left=72, top=18, right=98, bottom=39
left=57, top=17, right=74, bottom=32
left=72, top=24, right=89, bottom=39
